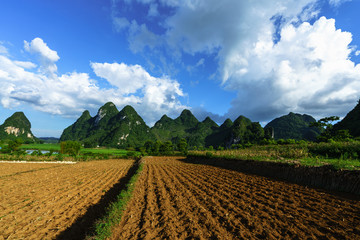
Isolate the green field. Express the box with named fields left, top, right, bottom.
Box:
left=189, top=142, right=360, bottom=170
left=20, top=143, right=60, bottom=151
left=20, top=144, right=140, bottom=157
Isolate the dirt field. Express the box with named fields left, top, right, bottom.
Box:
left=0, top=159, right=134, bottom=240
left=111, top=157, right=360, bottom=239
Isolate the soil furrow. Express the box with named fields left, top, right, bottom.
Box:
left=157, top=160, right=235, bottom=239
left=112, top=157, right=360, bottom=239
left=174, top=160, right=359, bottom=239
left=0, top=159, right=134, bottom=239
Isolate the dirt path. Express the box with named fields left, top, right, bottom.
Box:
left=111, top=156, right=360, bottom=239
left=0, top=159, right=134, bottom=240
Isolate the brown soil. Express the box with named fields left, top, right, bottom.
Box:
left=0, top=159, right=134, bottom=240
left=0, top=162, right=61, bottom=178
left=111, top=156, right=360, bottom=240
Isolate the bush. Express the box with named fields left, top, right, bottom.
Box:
left=126, top=151, right=137, bottom=157
left=177, top=138, right=188, bottom=155
left=308, top=141, right=360, bottom=159
left=31, top=150, right=43, bottom=156
left=60, top=141, right=81, bottom=158
left=206, top=152, right=214, bottom=158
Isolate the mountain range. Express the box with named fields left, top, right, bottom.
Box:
left=3, top=99, right=360, bottom=147
left=60, top=102, right=266, bottom=148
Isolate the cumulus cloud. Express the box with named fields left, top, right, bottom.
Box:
left=0, top=37, right=187, bottom=124
left=224, top=16, right=360, bottom=120
left=91, top=61, right=185, bottom=124
left=24, top=38, right=59, bottom=77
left=112, top=0, right=360, bottom=121
left=24, top=38, right=59, bottom=62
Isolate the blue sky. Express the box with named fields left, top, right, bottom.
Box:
left=1, top=0, right=360, bottom=137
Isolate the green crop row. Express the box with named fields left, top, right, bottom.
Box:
left=188, top=141, right=360, bottom=170
left=87, top=162, right=144, bottom=240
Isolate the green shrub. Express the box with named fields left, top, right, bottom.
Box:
left=206, top=151, right=214, bottom=158
left=308, top=141, right=360, bottom=159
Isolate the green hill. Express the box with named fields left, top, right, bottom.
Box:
left=0, top=112, right=38, bottom=143
left=333, top=100, right=360, bottom=137
left=151, top=109, right=200, bottom=145
left=60, top=102, right=155, bottom=148
left=205, top=118, right=233, bottom=147
left=61, top=103, right=270, bottom=149
left=101, top=105, right=156, bottom=148
left=264, top=112, right=321, bottom=141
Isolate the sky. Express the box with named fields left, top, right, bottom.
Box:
left=1, top=0, right=360, bottom=137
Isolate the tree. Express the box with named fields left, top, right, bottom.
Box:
left=83, top=140, right=97, bottom=148
left=311, top=116, right=340, bottom=129
left=1, top=138, right=23, bottom=154
left=177, top=138, right=188, bottom=155
left=153, top=141, right=162, bottom=155
left=310, top=116, right=341, bottom=142
left=8, top=138, right=23, bottom=153
left=60, top=141, right=81, bottom=159
left=144, top=140, right=154, bottom=155
left=159, top=141, right=173, bottom=155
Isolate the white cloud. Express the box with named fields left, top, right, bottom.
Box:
left=0, top=37, right=187, bottom=124
left=128, top=20, right=160, bottom=53
left=14, top=61, right=37, bottom=69
left=148, top=3, right=159, bottom=17
left=196, top=58, right=205, bottom=67
left=112, top=0, right=360, bottom=121
left=91, top=61, right=186, bottom=124
left=24, top=38, right=59, bottom=62
left=328, top=0, right=351, bottom=7
left=24, top=38, right=60, bottom=77
left=0, top=45, right=8, bottom=55
left=113, top=17, right=130, bottom=32
left=224, top=16, right=360, bottom=120
left=91, top=62, right=148, bottom=94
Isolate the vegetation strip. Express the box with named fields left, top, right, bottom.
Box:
left=87, top=159, right=144, bottom=240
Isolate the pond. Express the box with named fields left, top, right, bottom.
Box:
left=25, top=150, right=59, bottom=155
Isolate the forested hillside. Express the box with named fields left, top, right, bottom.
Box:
left=0, top=112, right=38, bottom=143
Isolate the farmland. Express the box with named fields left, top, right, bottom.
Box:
left=0, top=159, right=134, bottom=239
left=0, top=156, right=359, bottom=239
left=111, top=157, right=360, bottom=239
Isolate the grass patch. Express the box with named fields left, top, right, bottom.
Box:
left=87, top=162, right=144, bottom=240
left=189, top=142, right=360, bottom=170
left=14, top=144, right=141, bottom=162
left=20, top=143, right=60, bottom=151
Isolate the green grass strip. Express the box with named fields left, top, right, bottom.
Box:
left=88, top=162, right=144, bottom=240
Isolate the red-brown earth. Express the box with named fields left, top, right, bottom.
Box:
left=111, top=156, right=360, bottom=239
left=0, top=159, right=134, bottom=240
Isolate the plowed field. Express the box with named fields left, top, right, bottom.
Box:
left=0, top=159, right=134, bottom=240
left=111, top=157, right=360, bottom=239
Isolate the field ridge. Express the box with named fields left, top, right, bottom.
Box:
left=56, top=158, right=142, bottom=240
left=185, top=155, right=360, bottom=196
